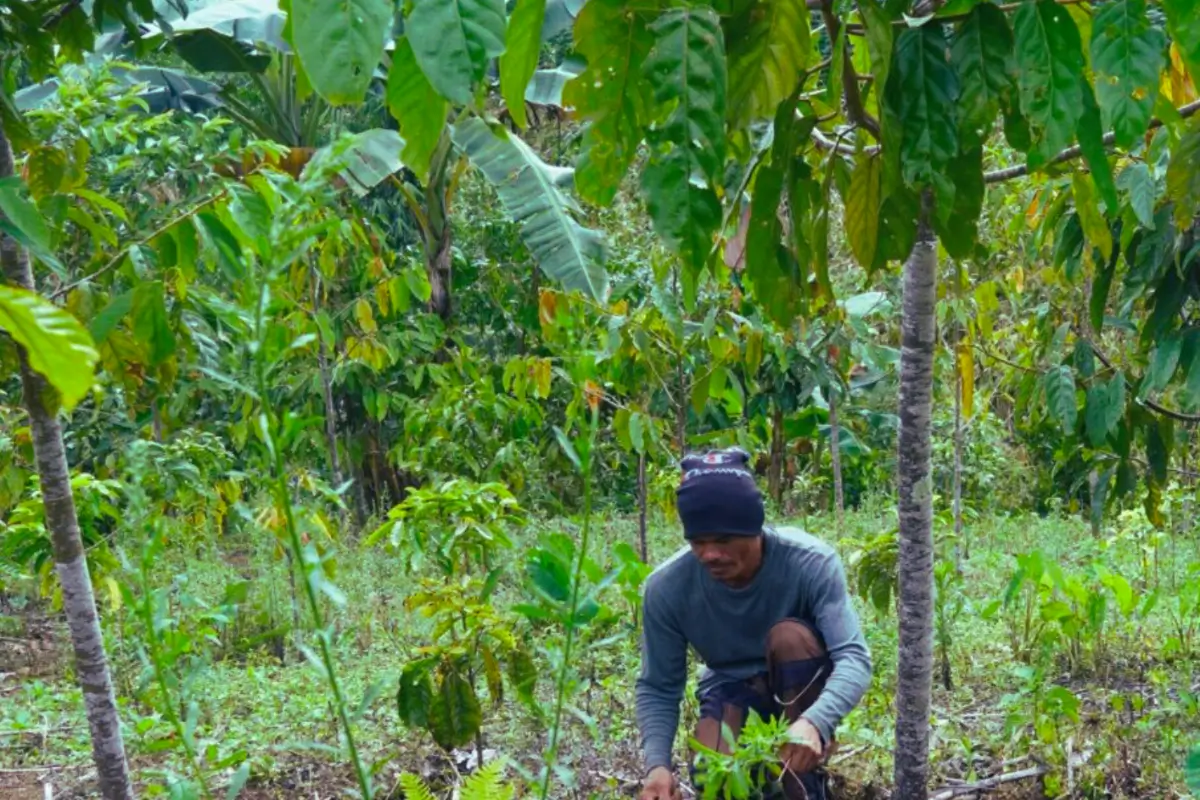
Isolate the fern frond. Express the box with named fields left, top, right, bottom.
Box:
left=399, top=772, right=439, bottom=800
left=461, top=761, right=514, bottom=800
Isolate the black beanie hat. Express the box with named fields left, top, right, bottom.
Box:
left=676, top=447, right=765, bottom=539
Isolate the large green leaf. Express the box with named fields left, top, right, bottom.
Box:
left=397, top=661, right=434, bottom=728
left=1167, top=119, right=1200, bottom=227
left=1117, top=162, right=1156, bottom=229
left=724, top=0, right=809, bottom=127
left=1145, top=333, right=1181, bottom=394
left=132, top=281, right=177, bottom=368
left=1163, top=0, right=1200, bottom=87
left=931, top=144, right=985, bottom=258
left=500, top=0, right=546, bottom=129
left=506, top=649, right=538, bottom=707
left=0, top=177, right=63, bottom=273
left=860, top=0, right=895, bottom=106
left=846, top=154, right=881, bottom=269
left=406, top=0, right=507, bottom=105
left=428, top=666, right=482, bottom=750
left=1014, top=0, right=1085, bottom=168
left=563, top=0, right=656, bottom=205
left=1090, top=242, right=1116, bottom=333
left=1090, top=0, right=1165, bottom=150
left=1186, top=744, right=1200, bottom=796
left=639, top=7, right=727, bottom=277
left=1086, top=372, right=1125, bottom=447
left=290, top=0, right=391, bottom=104
left=888, top=23, right=959, bottom=190
left=387, top=38, right=447, bottom=181
left=452, top=118, right=608, bottom=301
left=1044, top=365, right=1078, bottom=434
left=0, top=286, right=98, bottom=412
left=1076, top=79, right=1118, bottom=217
left=951, top=3, right=1014, bottom=149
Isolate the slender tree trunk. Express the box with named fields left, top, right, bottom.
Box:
left=425, top=136, right=454, bottom=321
left=311, top=272, right=342, bottom=488
left=637, top=451, right=648, bottom=563
left=894, top=196, right=937, bottom=800
left=0, top=123, right=135, bottom=800
left=768, top=406, right=784, bottom=507
left=830, top=389, right=845, bottom=533
left=953, top=338, right=965, bottom=560
left=426, top=224, right=453, bottom=321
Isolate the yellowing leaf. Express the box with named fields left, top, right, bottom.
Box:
left=957, top=343, right=974, bottom=418
left=353, top=298, right=377, bottom=333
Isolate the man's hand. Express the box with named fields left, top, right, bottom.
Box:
left=640, top=766, right=681, bottom=800
left=780, top=717, right=824, bottom=775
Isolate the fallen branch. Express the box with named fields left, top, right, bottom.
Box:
left=928, top=765, right=1048, bottom=799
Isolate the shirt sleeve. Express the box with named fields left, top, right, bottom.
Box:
left=801, top=550, right=873, bottom=743
left=635, top=575, right=689, bottom=771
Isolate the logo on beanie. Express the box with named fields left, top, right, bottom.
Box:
left=680, top=448, right=754, bottom=484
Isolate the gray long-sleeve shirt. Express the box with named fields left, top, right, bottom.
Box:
left=635, top=526, right=873, bottom=771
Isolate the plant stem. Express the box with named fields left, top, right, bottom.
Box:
left=252, top=285, right=373, bottom=800
left=539, top=410, right=598, bottom=800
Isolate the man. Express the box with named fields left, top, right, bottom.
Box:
left=636, top=448, right=872, bottom=800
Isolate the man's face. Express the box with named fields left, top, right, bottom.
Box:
left=689, top=534, right=763, bottom=585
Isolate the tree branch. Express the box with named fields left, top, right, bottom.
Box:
left=1089, top=340, right=1200, bottom=424
left=820, top=0, right=881, bottom=140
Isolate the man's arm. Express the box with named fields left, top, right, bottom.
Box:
left=635, top=576, right=688, bottom=772
left=800, top=550, right=873, bottom=744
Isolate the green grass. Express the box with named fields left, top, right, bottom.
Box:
left=2, top=506, right=1198, bottom=799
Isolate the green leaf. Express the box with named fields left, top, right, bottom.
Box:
left=860, top=0, right=895, bottom=109
left=226, top=761, right=250, bottom=800
left=89, top=290, right=135, bottom=345
left=553, top=426, right=581, bottom=470
left=290, top=0, right=391, bottom=105
left=0, top=177, right=63, bottom=272
left=407, top=0, right=507, bottom=105
left=132, top=281, right=177, bottom=367
left=325, top=129, right=406, bottom=197
left=1090, top=0, right=1166, bottom=149
left=744, top=163, right=792, bottom=326
left=629, top=410, right=646, bottom=454
left=931, top=144, right=985, bottom=258
left=506, top=649, right=538, bottom=706
left=1072, top=171, right=1112, bottom=258
left=1076, top=78, right=1119, bottom=214
left=1146, top=333, right=1181, bottom=393
left=1118, top=163, right=1156, bottom=229
left=452, top=118, right=608, bottom=301
left=1145, top=416, right=1173, bottom=486
left=527, top=549, right=571, bottom=602
left=1090, top=244, right=1116, bottom=333
left=1086, top=372, right=1124, bottom=447
left=1162, top=0, right=1200, bottom=88
left=0, top=286, right=98, bottom=412
left=1185, top=744, right=1200, bottom=795
left=846, top=155, right=882, bottom=268
left=640, top=7, right=727, bottom=277
left=887, top=23, right=959, bottom=190
left=1014, top=0, right=1085, bottom=168
left=1091, top=464, right=1114, bottom=534
left=951, top=2, right=1014, bottom=149
left=397, top=667, right=436, bottom=729
left=429, top=667, right=483, bottom=750
left=387, top=37, right=448, bottom=181
left=563, top=0, right=656, bottom=205
left=1167, top=119, right=1200, bottom=228
left=500, top=0, right=546, bottom=129
left=1043, top=365, right=1077, bottom=434
left=724, top=0, right=810, bottom=127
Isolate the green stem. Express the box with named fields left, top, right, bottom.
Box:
left=539, top=409, right=598, bottom=800
left=252, top=284, right=373, bottom=800
left=138, top=550, right=214, bottom=800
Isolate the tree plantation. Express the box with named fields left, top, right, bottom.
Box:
left=2, top=0, right=1200, bottom=797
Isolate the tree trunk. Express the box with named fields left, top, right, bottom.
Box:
left=426, top=222, right=453, bottom=320
left=953, top=339, right=965, bottom=560
left=0, top=123, right=135, bottom=800
left=637, top=451, right=648, bottom=563
left=830, top=389, right=845, bottom=533
left=894, top=196, right=937, bottom=800
left=425, top=137, right=454, bottom=321
left=311, top=272, right=343, bottom=488
left=768, top=406, right=785, bottom=507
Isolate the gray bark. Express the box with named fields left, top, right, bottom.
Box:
left=310, top=275, right=342, bottom=488
left=830, top=388, right=844, bottom=532
left=893, top=195, right=937, bottom=800
left=953, top=330, right=965, bottom=559
left=0, top=122, right=134, bottom=800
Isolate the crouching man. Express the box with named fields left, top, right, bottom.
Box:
left=636, top=448, right=873, bottom=800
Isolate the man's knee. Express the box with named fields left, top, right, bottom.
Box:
left=766, top=618, right=827, bottom=663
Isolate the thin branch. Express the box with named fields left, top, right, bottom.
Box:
left=41, top=0, right=83, bottom=28
left=842, top=0, right=1088, bottom=33
left=820, top=0, right=880, bottom=140
left=928, top=766, right=1049, bottom=800
left=972, top=342, right=1039, bottom=374
left=1089, top=339, right=1200, bottom=424
left=49, top=190, right=227, bottom=300
left=985, top=99, right=1200, bottom=183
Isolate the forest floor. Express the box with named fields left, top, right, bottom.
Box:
left=1, top=507, right=1197, bottom=799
